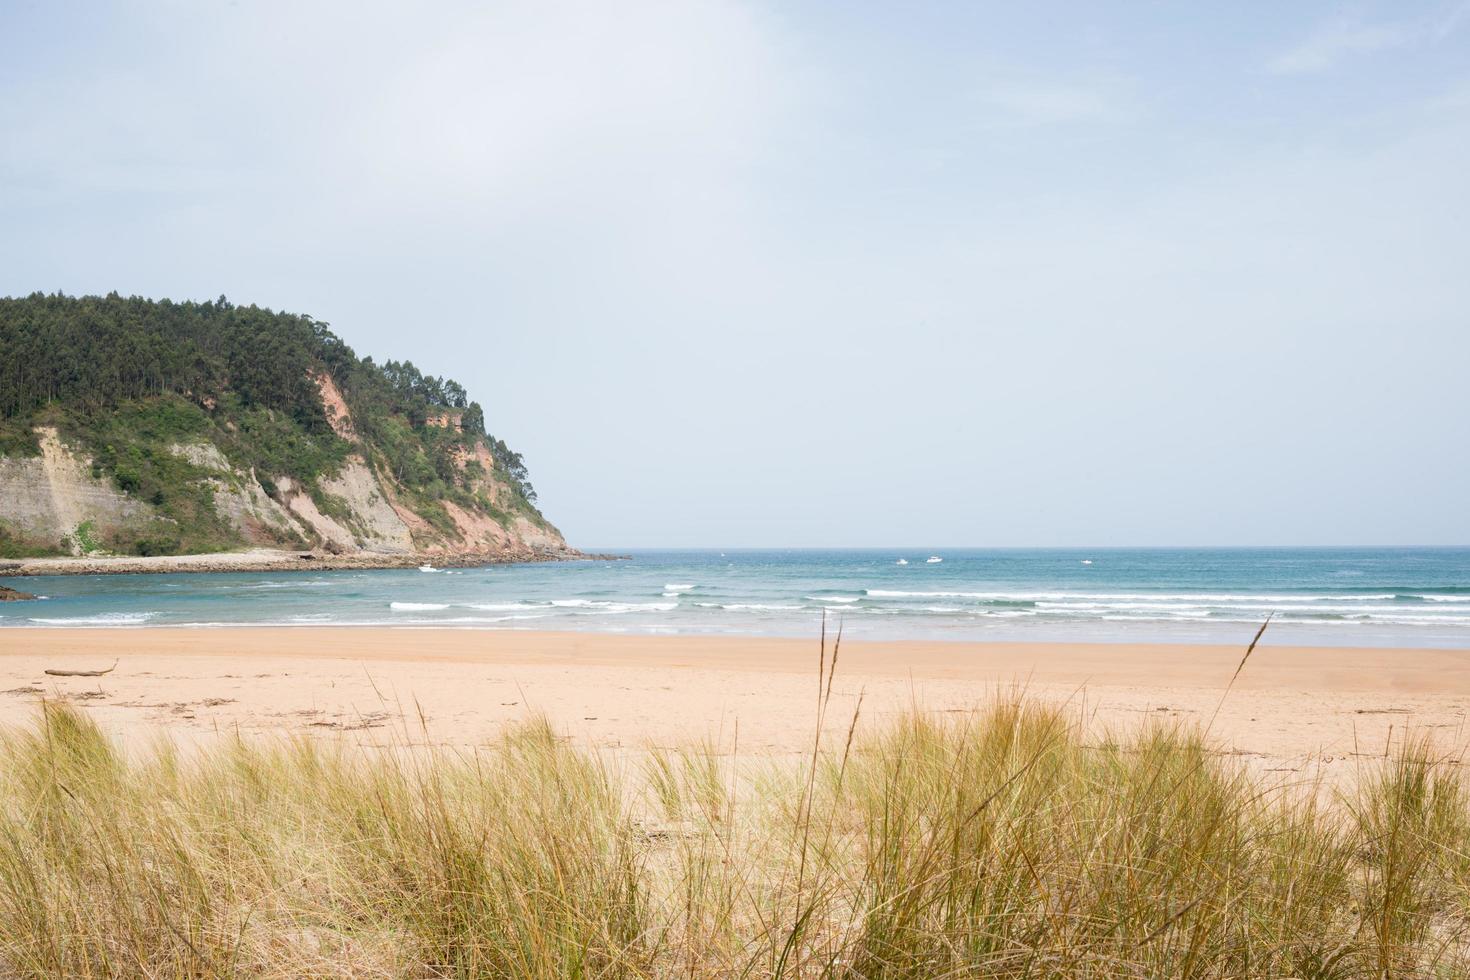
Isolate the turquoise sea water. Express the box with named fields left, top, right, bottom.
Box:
left=3, top=548, right=1469, bottom=647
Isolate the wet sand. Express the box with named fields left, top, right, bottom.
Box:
left=0, top=628, right=1466, bottom=775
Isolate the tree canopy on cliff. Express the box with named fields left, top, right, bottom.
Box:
left=0, top=292, right=541, bottom=554
left=0, top=292, right=493, bottom=434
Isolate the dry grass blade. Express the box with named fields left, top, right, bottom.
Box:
left=1204, top=614, right=1272, bottom=735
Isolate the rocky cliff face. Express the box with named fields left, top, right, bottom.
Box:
left=0, top=428, right=153, bottom=555
left=0, top=379, right=570, bottom=562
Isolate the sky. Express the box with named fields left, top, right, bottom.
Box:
left=2, top=1, right=1467, bottom=548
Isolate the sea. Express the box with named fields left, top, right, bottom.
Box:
left=3, top=547, right=1469, bottom=647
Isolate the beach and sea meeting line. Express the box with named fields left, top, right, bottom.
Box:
left=5, top=546, right=1468, bottom=647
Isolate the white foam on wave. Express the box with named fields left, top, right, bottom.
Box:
left=28, top=611, right=157, bottom=626
left=806, top=595, right=860, bottom=603
left=1033, top=600, right=1470, bottom=617
left=467, top=602, right=541, bottom=612
left=441, top=614, right=547, bottom=624
left=1036, top=601, right=1207, bottom=611
left=1423, top=595, right=1470, bottom=603
left=1226, top=603, right=1466, bottom=615
left=866, top=589, right=1399, bottom=603
left=664, top=583, right=695, bottom=592
left=390, top=602, right=449, bottom=611
left=1340, top=614, right=1470, bottom=626
left=550, top=599, right=678, bottom=613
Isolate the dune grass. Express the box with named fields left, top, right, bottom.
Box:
left=0, top=669, right=1468, bottom=976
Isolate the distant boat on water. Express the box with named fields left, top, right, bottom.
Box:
left=1081, top=559, right=1093, bottom=565
left=418, top=564, right=437, bottom=573
left=896, top=558, right=909, bottom=565
left=926, top=556, right=943, bottom=564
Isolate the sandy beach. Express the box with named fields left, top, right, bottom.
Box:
left=1, top=627, right=1465, bottom=775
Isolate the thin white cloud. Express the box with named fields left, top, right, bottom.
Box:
left=1269, top=18, right=1415, bottom=74
left=1270, top=3, right=1469, bottom=75
left=1432, top=0, right=1470, bottom=39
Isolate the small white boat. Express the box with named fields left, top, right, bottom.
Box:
left=896, top=558, right=909, bottom=565
left=926, top=556, right=943, bottom=564
left=418, top=564, right=437, bottom=573
left=1081, top=559, right=1093, bottom=565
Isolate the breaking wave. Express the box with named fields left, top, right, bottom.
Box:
left=28, top=612, right=157, bottom=626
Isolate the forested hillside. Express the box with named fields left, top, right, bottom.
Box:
left=0, top=292, right=563, bottom=560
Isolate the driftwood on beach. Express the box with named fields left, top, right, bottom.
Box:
left=44, top=660, right=118, bottom=678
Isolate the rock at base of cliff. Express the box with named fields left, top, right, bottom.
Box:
left=0, top=586, right=39, bottom=602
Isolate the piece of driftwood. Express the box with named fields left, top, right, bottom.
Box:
left=44, top=660, right=118, bottom=678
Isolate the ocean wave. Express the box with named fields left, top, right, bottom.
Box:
left=1224, top=604, right=1466, bottom=616
left=1025, top=600, right=1462, bottom=616
left=1340, top=614, right=1470, bottom=626
left=443, top=614, right=548, bottom=623
left=28, top=612, right=157, bottom=626
left=806, top=595, right=861, bottom=603
left=1100, top=614, right=1209, bottom=623
left=550, top=599, right=678, bottom=613
left=390, top=602, right=449, bottom=611
left=1035, top=601, right=1210, bottom=611
left=664, top=583, right=695, bottom=592
left=372, top=613, right=552, bottom=625
left=467, top=602, right=542, bottom=612
left=865, top=589, right=1401, bottom=603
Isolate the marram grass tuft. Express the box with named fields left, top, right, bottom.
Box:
left=0, top=688, right=1467, bottom=976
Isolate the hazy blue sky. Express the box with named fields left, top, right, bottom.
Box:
left=2, top=1, right=1467, bottom=548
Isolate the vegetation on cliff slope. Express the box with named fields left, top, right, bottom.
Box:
left=0, top=292, right=546, bottom=557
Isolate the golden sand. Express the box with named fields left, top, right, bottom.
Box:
left=0, top=628, right=1465, bottom=773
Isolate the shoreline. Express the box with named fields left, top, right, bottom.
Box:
left=0, top=547, right=626, bottom=577
left=2, top=628, right=1467, bottom=773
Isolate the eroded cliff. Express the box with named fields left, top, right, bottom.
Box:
left=0, top=293, right=572, bottom=565
left=0, top=385, right=568, bottom=562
